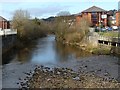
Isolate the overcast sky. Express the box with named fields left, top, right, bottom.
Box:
left=0, top=0, right=119, bottom=20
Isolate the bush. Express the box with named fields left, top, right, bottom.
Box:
left=12, top=10, right=48, bottom=43
left=54, top=16, right=90, bottom=44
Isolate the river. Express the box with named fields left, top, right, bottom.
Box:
left=1, top=35, right=120, bottom=88
left=2, top=35, right=92, bottom=65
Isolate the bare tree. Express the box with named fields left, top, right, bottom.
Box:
left=12, top=9, right=30, bottom=38
left=57, top=11, right=71, bottom=16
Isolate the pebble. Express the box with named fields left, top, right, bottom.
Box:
left=19, top=78, right=22, bottom=80
left=24, top=72, right=31, bottom=76
left=73, top=76, right=80, bottom=81
left=47, top=78, right=51, bottom=81
left=57, top=71, right=60, bottom=75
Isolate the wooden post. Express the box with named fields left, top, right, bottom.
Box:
left=103, top=41, right=104, bottom=44
left=110, top=42, right=112, bottom=46
left=116, top=43, right=118, bottom=47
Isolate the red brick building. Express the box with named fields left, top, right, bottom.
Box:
left=116, top=11, right=120, bottom=26
left=0, top=16, right=10, bottom=29
left=76, top=6, right=108, bottom=27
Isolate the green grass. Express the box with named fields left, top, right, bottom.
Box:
left=92, top=46, right=111, bottom=55
left=98, top=31, right=119, bottom=37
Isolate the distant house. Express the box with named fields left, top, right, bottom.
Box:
left=108, top=16, right=116, bottom=26
left=0, top=16, right=10, bottom=30
left=76, top=6, right=108, bottom=27
left=107, top=10, right=117, bottom=26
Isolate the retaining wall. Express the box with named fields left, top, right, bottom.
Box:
left=1, top=34, right=17, bottom=54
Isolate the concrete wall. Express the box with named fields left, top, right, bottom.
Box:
left=88, top=31, right=99, bottom=48
left=1, top=34, right=17, bottom=54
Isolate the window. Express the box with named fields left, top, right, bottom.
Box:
left=91, top=12, right=98, bottom=24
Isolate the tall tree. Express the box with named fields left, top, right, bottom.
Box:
left=12, top=9, right=30, bottom=37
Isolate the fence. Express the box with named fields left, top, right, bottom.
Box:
left=0, top=29, right=17, bottom=36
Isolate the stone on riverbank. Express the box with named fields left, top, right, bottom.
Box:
left=19, top=66, right=120, bottom=88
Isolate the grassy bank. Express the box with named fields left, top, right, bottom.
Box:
left=98, top=31, right=118, bottom=37
left=91, top=45, right=111, bottom=55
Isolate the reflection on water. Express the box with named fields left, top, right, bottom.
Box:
left=2, top=49, right=17, bottom=64
left=55, top=42, right=92, bottom=61
left=3, top=35, right=92, bottom=65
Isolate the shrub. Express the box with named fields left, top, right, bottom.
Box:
left=12, top=10, right=48, bottom=42
left=54, top=16, right=90, bottom=44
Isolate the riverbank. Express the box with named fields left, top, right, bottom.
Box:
left=55, top=28, right=120, bottom=56
left=2, top=35, right=120, bottom=88
left=56, top=40, right=112, bottom=55
left=2, top=55, right=120, bottom=88
left=20, top=66, right=120, bottom=88
left=56, top=38, right=120, bottom=57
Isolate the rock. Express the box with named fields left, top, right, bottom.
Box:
left=24, top=72, right=31, bottom=76
left=97, top=69, right=101, bottom=72
left=104, top=72, right=109, bottom=76
left=19, top=78, right=22, bottom=80
left=57, top=71, right=60, bottom=75
left=73, top=76, right=80, bottom=81
left=26, top=76, right=30, bottom=79
left=47, top=78, right=51, bottom=81
left=40, top=65, right=44, bottom=69
left=80, top=76, right=85, bottom=80
left=24, top=78, right=27, bottom=81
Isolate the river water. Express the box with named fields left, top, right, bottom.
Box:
left=2, top=35, right=92, bottom=65
left=2, top=35, right=120, bottom=88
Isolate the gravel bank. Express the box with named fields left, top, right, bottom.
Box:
left=19, top=66, right=120, bottom=88
left=2, top=55, right=120, bottom=88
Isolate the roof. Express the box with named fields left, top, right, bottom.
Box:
left=75, top=13, right=82, bottom=16
left=0, top=16, right=7, bottom=21
left=82, top=6, right=107, bottom=13
left=107, top=10, right=117, bottom=16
